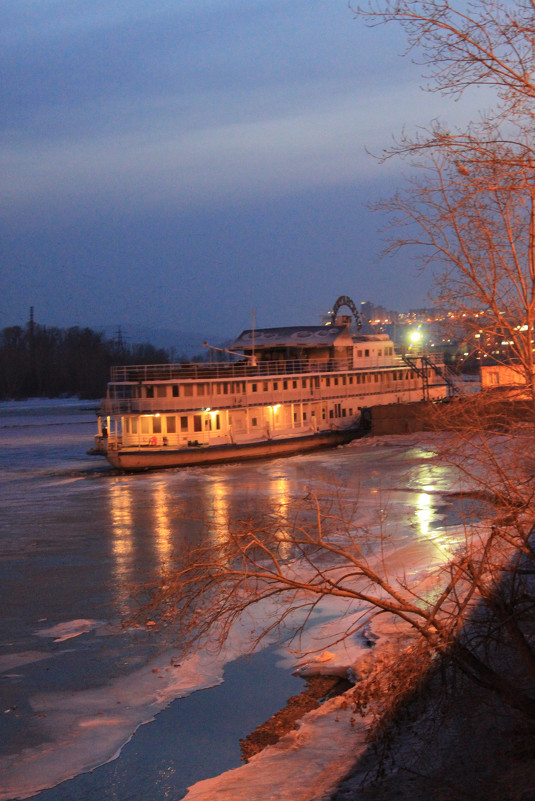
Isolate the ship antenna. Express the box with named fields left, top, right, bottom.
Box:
left=251, top=308, right=256, bottom=367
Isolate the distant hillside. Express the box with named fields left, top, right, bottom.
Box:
left=101, top=326, right=229, bottom=359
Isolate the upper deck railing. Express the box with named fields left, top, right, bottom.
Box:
left=109, top=354, right=436, bottom=383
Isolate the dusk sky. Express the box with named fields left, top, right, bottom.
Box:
left=2, top=1, right=480, bottom=342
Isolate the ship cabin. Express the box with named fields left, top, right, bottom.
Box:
left=231, top=325, right=396, bottom=371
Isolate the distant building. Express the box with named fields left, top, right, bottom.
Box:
left=480, top=360, right=527, bottom=394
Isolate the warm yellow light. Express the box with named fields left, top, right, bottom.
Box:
left=410, top=330, right=421, bottom=343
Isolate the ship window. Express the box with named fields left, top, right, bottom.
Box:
left=180, top=416, right=188, bottom=432
left=314, top=377, right=320, bottom=388
left=375, top=374, right=379, bottom=383
left=302, top=379, right=307, bottom=388
left=329, top=409, right=334, bottom=419
left=252, top=383, right=258, bottom=392
left=166, top=416, right=176, bottom=434
left=292, top=380, right=297, bottom=389
left=131, top=418, right=138, bottom=434
left=172, top=385, right=179, bottom=397
left=303, top=411, right=307, bottom=420
left=325, top=377, right=330, bottom=387
left=293, top=412, right=298, bottom=423
left=342, top=376, right=347, bottom=385
left=193, top=415, right=202, bottom=432
left=263, top=382, right=268, bottom=391
left=342, top=408, right=347, bottom=417
left=349, top=408, right=353, bottom=416
left=223, top=383, right=229, bottom=394
left=216, top=414, right=221, bottom=430
left=156, top=385, right=167, bottom=398
left=322, top=408, right=326, bottom=420
left=252, top=417, right=258, bottom=426
left=141, top=417, right=150, bottom=434
left=273, top=381, right=278, bottom=390
left=197, top=384, right=205, bottom=396
left=334, top=376, right=339, bottom=386
left=378, top=349, right=382, bottom=357
left=349, top=376, right=353, bottom=384
left=283, top=380, right=288, bottom=390
left=184, top=384, right=194, bottom=397
left=357, top=349, right=362, bottom=358
left=365, top=349, right=370, bottom=357
left=146, top=386, right=154, bottom=399
left=153, top=416, right=162, bottom=434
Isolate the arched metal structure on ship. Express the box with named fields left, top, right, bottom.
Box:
left=330, top=295, right=362, bottom=331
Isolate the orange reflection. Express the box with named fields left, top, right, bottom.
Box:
left=108, top=479, right=134, bottom=614
left=273, top=476, right=292, bottom=560
left=205, top=479, right=230, bottom=544
left=152, top=481, right=173, bottom=570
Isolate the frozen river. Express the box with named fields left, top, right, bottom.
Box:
left=0, top=399, right=472, bottom=800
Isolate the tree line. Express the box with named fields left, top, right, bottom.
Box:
left=0, top=322, right=171, bottom=400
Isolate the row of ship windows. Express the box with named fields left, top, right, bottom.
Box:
left=123, top=405, right=357, bottom=435
left=138, top=370, right=416, bottom=399
left=125, top=414, right=222, bottom=435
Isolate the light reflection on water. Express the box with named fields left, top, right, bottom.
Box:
left=152, top=481, right=173, bottom=570
left=204, top=477, right=231, bottom=545
left=108, top=479, right=135, bottom=614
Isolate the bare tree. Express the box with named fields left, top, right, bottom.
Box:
left=136, top=473, right=535, bottom=720
left=356, top=0, right=535, bottom=119
left=374, top=130, right=535, bottom=403
left=354, top=0, right=535, bottom=404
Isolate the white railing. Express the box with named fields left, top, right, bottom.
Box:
left=109, top=357, right=358, bottom=382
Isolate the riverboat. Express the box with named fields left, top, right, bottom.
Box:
left=95, top=298, right=451, bottom=471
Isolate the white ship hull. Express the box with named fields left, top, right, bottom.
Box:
left=105, top=427, right=362, bottom=471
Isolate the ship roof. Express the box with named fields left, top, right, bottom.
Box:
left=231, top=325, right=352, bottom=350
